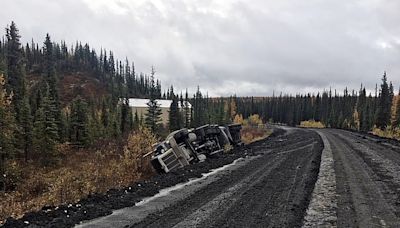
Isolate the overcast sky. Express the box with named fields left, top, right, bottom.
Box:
left=1, top=0, right=400, bottom=96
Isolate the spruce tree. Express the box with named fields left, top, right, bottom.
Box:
left=92, top=102, right=105, bottom=141
left=313, top=93, right=321, bottom=121
left=363, top=97, right=373, bottom=131
left=5, top=22, right=32, bottom=159
left=32, top=83, right=59, bottom=166
left=70, top=96, right=89, bottom=146
left=357, top=86, right=367, bottom=131
left=120, top=95, right=130, bottom=134
left=5, top=22, right=25, bottom=104
left=43, top=34, right=63, bottom=140
left=110, top=110, right=121, bottom=138
left=192, top=86, right=207, bottom=127
left=376, top=72, right=392, bottom=130
left=145, top=67, right=162, bottom=132
left=169, top=95, right=181, bottom=131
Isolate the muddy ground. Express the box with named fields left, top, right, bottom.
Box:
left=128, top=128, right=400, bottom=228
left=3, top=129, right=288, bottom=228
left=322, top=129, right=400, bottom=227
left=6, top=127, right=400, bottom=228
left=130, top=128, right=323, bottom=228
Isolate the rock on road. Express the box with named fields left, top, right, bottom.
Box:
left=78, top=127, right=400, bottom=228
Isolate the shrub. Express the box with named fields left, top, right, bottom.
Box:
left=245, top=114, right=263, bottom=127
left=0, top=128, right=157, bottom=224
left=233, top=114, right=244, bottom=125
left=299, top=120, right=325, bottom=128
left=241, top=126, right=271, bottom=144
left=372, top=126, right=400, bottom=140
left=239, top=115, right=271, bottom=144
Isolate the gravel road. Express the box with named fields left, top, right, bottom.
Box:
left=126, top=128, right=323, bottom=228
left=320, top=129, right=400, bottom=227
left=126, top=128, right=400, bottom=228
left=5, top=127, right=400, bottom=228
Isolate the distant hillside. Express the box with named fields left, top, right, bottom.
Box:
left=26, top=72, right=108, bottom=106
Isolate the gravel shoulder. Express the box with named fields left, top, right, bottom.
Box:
left=302, top=131, right=337, bottom=227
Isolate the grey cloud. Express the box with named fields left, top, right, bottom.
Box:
left=0, top=0, right=399, bottom=96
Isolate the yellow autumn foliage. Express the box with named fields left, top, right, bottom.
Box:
left=372, top=126, right=400, bottom=141
left=246, top=114, right=263, bottom=127
left=299, top=120, right=325, bottom=128
left=236, top=114, right=270, bottom=144
left=233, top=114, right=244, bottom=125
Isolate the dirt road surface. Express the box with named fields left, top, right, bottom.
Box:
left=123, top=128, right=400, bottom=228
left=5, top=127, right=400, bottom=228
left=319, top=129, right=400, bottom=227
left=79, top=128, right=323, bottom=228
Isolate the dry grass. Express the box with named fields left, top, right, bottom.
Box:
left=0, top=127, right=157, bottom=224
left=372, top=127, right=400, bottom=141
left=241, top=126, right=272, bottom=144
left=299, top=120, right=325, bottom=128
left=236, top=114, right=271, bottom=144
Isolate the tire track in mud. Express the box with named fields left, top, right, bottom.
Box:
left=323, top=129, right=400, bottom=227
left=172, top=151, right=290, bottom=228
left=333, top=130, right=400, bottom=216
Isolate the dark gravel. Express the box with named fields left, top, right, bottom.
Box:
left=132, top=128, right=323, bottom=228
left=2, top=128, right=286, bottom=228
left=323, top=129, right=400, bottom=227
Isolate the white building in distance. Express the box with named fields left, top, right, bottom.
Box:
left=125, top=98, right=191, bottom=125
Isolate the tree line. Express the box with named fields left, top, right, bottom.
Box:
left=167, top=72, right=399, bottom=135
left=234, top=72, right=400, bottom=131
left=165, top=86, right=237, bottom=131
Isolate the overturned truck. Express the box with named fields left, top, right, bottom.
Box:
left=148, top=124, right=243, bottom=173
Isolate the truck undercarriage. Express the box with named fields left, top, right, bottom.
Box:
left=149, top=124, right=243, bottom=173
